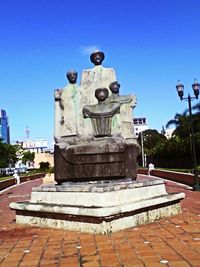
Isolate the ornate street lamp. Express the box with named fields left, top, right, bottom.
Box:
left=176, top=79, right=200, bottom=191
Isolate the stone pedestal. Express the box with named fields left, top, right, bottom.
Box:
left=54, top=138, right=140, bottom=183
left=42, top=173, right=55, bottom=184
left=10, top=176, right=185, bottom=234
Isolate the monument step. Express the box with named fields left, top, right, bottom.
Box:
left=29, top=178, right=171, bottom=207
left=9, top=177, right=184, bottom=234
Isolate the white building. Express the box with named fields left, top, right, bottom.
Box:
left=133, top=117, right=149, bottom=137
left=12, top=138, right=52, bottom=170
left=22, top=138, right=48, bottom=153
left=164, top=128, right=175, bottom=139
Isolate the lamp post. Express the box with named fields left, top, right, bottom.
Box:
left=176, top=79, right=200, bottom=191
left=141, top=131, right=145, bottom=167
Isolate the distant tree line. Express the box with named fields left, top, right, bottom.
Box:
left=0, top=139, right=18, bottom=168
left=0, top=139, right=35, bottom=168
left=0, top=139, right=53, bottom=176
left=138, top=102, right=200, bottom=169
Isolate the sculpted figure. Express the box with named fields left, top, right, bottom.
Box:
left=90, top=51, right=105, bottom=66
left=66, top=70, right=78, bottom=84
left=54, top=88, right=64, bottom=141
left=54, top=70, right=79, bottom=142
left=109, top=81, right=135, bottom=104
left=83, top=88, right=120, bottom=137
left=108, top=81, right=137, bottom=140
left=78, top=51, right=116, bottom=137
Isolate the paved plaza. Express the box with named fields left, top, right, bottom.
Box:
left=0, top=176, right=200, bottom=267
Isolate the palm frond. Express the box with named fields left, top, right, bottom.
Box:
left=192, top=102, right=200, bottom=113
left=166, top=119, right=179, bottom=128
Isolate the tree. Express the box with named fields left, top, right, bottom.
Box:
left=22, top=151, right=35, bottom=166
left=192, top=102, right=200, bottom=134
left=166, top=101, right=200, bottom=138
left=166, top=112, right=190, bottom=138
left=137, top=129, right=166, bottom=166
left=138, top=129, right=166, bottom=155
left=192, top=102, right=200, bottom=114
left=153, top=102, right=200, bottom=168
left=0, top=139, right=18, bottom=168
left=166, top=102, right=200, bottom=159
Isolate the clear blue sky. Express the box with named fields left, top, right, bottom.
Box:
left=0, top=0, right=200, bottom=147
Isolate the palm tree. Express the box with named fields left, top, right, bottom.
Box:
left=166, top=103, right=200, bottom=164
left=192, top=102, right=200, bottom=114
left=166, top=112, right=190, bottom=138
left=192, top=102, right=200, bottom=134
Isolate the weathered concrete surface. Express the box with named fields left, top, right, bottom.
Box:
left=54, top=138, right=139, bottom=182
left=79, top=66, right=116, bottom=138
left=10, top=177, right=185, bottom=234
left=54, top=84, right=79, bottom=141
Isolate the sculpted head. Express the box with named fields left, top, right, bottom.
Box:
left=109, top=81, right=120, bottom=94
left=95, top=88, right=109, bottom=102
left=66, top=70, right=78, bottom=84
left=90, top=51, right=105, bottom=66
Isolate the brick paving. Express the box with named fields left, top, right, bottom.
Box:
left=0, top=177, right=200, bottom=267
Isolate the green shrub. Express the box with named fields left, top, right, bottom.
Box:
left=39, top=161, right=50, bottom=172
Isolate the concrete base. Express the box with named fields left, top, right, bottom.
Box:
left=10, top=177, right=185, bottom=234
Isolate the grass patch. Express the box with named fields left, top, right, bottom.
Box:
left=0, top=170, right=45, bottom=181
left=157, top=168, right=193, bottom=173
left=138, top=166, right=200, bottom=174
left=0, top=176, right=13, bottom=181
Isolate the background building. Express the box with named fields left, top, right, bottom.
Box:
left=0, top=109, right=10, bottom=144
left=163, top=128, right=175, bottom=139
left=133, top=117, right=149, bottom=137
left=22, top=138, right=54, bottom=168
left=22, top=138, right=48, bottom=153
left=34, top=152, right=54, bottom=168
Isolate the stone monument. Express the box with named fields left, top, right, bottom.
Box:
left=10, top=51, right=185, bottom=234
left=54, top=51, right=140, bottom=183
